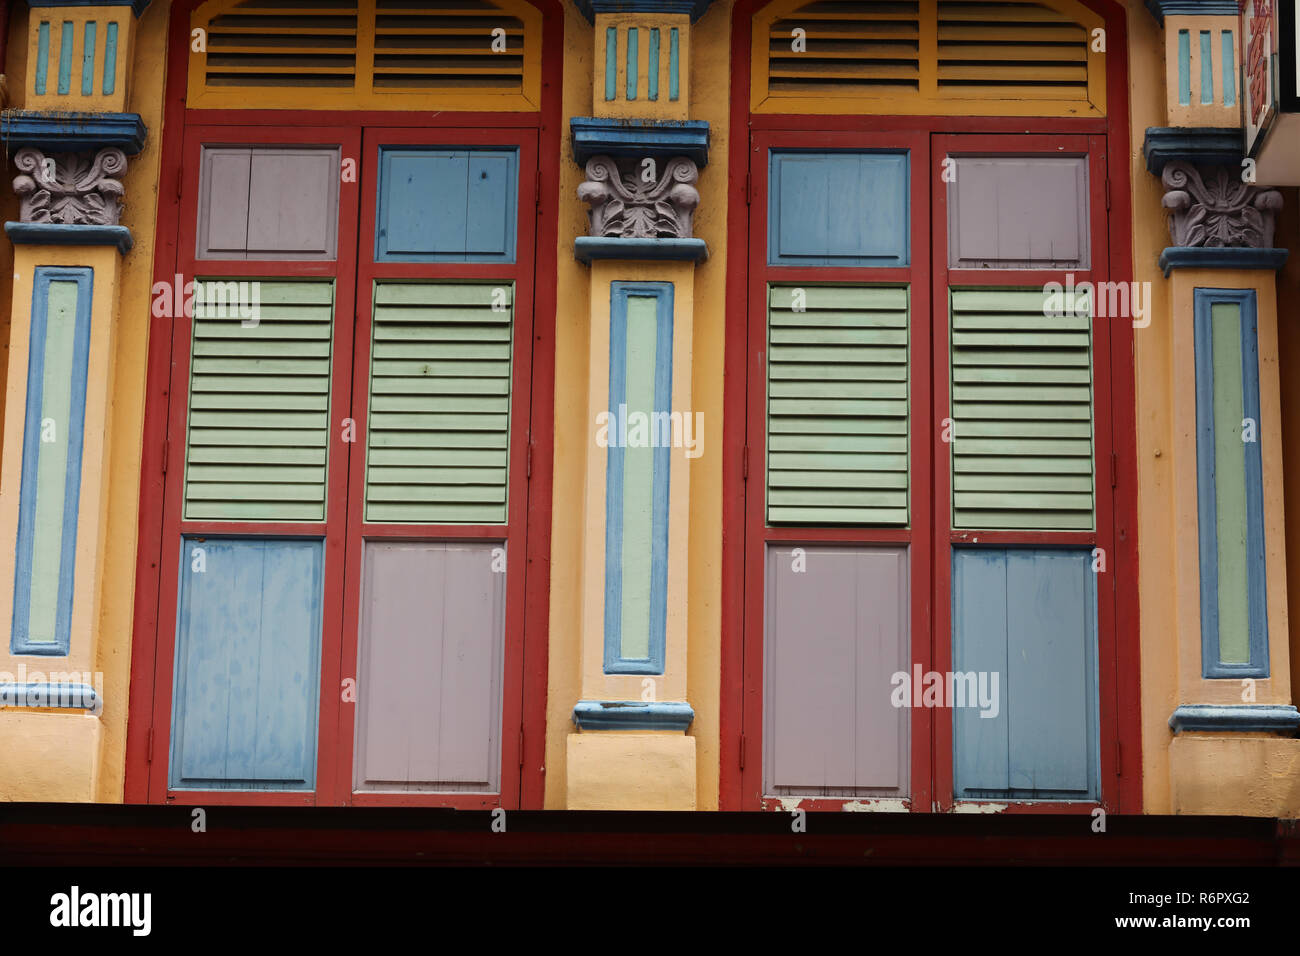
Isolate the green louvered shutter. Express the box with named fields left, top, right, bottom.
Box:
left=365, top=282, right=513, bottom=524
left=184, top=279, right=333, bottom=521
left=949, top=287, right=1095, bottom=530
left=766, top=284, right=909, bottom=525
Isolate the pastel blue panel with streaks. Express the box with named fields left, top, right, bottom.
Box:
left=1200, top=31, right=1213, bottom=105
left=35, top=21, right=50, bottom=95
left=605, top=27, right=617, bottom=101
left=1222, top=31, right=1236, bottom=106
left=81, top=22, right=96, bottom=97
left=58, top=21, right=74, bottom=95
left=103, top=21, right=118, bottom=96
left=769, top=151, right=909, bottom=266
left=1178, top=30, right=1191, bottom=105
left=169, top=538, right=324, bottom=790
left=952, top=548, right=1099, bottom=801
left=376, top=148, right=517, bottom=263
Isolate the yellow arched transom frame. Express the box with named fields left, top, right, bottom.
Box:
left=752, top=0, right=1107, bottom=117
left=187, top=0, right=543, bottom=111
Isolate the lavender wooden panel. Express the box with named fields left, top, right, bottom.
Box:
left=948, top=156, right=1089, bottom=269
left=197, top=146, right=339, bottom=260
left=764, top=544, right=909, bottom=797
left=354, top=541, right=506, bottom=793
left=197, top=149, right=250, bottom=258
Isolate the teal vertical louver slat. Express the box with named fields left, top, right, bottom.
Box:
left=626, top=27, right=639, bottom=100
left=605, top=27, right=617, bottom=101
left=669, top=28, right=680, bottom=101
left=35, top=22, right=50, bottom=95
left=949, top=287, right=1095, bottom=531
left=57, top=21, right=74, bottom=95
left=766, top=284, right=909, bottom=525
left=1178, top=29, right=1191, bottom=105
left=183, top=280, right=334, bottom=521
left=604, top=282, right=673, bottom=675
left=10, top=269, right=93, bottom=656
left=648, top=28, right=660, bottom=101
left=103, top=21, right=119, bottom=96
left=1222, top=30, right=1236, bottom=106
left=365, top=282, right=513, bottom=524
left=1199, top=31, right=1213, bottom=105
left=81, top=22, right=96, bottom=97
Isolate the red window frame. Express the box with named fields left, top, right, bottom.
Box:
left=125, top=0, right=562, bottom=808
left=722, top=0, right=1141, bottom=814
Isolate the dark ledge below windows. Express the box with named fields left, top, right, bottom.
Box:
left=573, top=700, right=695, bottom=731
left=1169, top=704, right=1300, bottom=734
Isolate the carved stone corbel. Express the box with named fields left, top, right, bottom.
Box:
left=1161, top=161, right=1283, bottom=248
left=577, top=155, right=700, bottom=239
left=12, top=146, right=128, bottom=226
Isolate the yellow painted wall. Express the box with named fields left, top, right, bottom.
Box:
left=0, top=1, right=169, bottom=802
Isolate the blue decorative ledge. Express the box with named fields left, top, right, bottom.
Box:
left=573, top=0, right=714, bottom=23
left=6, top=222, right=133, bottom=254
left=26, top=0, right=153, bottom=17
left=572, top=117, right=710, bottom=167
left=1145, top=0, right=1240, bottom=24
left=1143, top=127, right=1244, bottom=176
left=1169, top=704, right=1300, bottom=734
left=0, top=682, right=100, bottom=714
left=576, top=237, right=707, bottom=263
left=1, top=112, right=148, bottom=156
left=573, top=700, right=695, bottom=731
left=1159, top=247, right=1288, bottom=276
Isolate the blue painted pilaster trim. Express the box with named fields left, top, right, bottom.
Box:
left=1145, top=0, right=1241, bottom=25
left=0, top=682, right=100, bottom=713
left=571, top=117, right=710, bottom=167
left=1169, top=705, right=1300, bottom=733
left=573, top=0, right=713, bottom=24
left=1160, top=247, right=1288, bottom=276
left=1, top=111, right=147, bottom=156
left=576, top=237, right=707, bottom=263
left=6, top=223, right=133, bottom=254
left=1142, top=127, right=1244, bottom=176
left=25, top=0, right=152, bottom=18
left=573, top=700, right=695, bottom=731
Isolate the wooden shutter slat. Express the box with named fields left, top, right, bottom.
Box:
left=767, top=284, right=909, bottom=526
left=949, top=287, right=1094, bottom=531
left=364, top=282, right=512, bottom=525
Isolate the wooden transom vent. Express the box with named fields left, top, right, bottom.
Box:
left=189, top=0, right=543, bottom=110
left=752, top=0, right=1106, bottom=116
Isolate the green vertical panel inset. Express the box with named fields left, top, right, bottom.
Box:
left=619, top=295, right=658, bottom=660
left=1178, top=30, right=1191, bottom=105
left=103, top=21, right=119, bottom=96
left=1199, top=31, right=1214, bottom=105
left=26, top=282, right=80, bottom=644
left=81, top=22, right=97, bottom=96
left=648, top=28, right=660, bottom=101
left=766, top=285, right=909, bottom=525
left=605, top=27, right=617, bottom=101
left=1222, top=30, right=1236, bottom=106
left=57, top=21, right=74, bottom=95
left=949, top=287, right=1095, bottom=531
left=669, top=28, right=680, bottom=101
left=365, top=282, right=513, bottom=524
left=1211, top=302, right=1249, bottom=663
left=184, top=280, right=334, bottom=521
left=626, top=27, right=639, bottom=100
left=35, top=22, right=50, bottom=95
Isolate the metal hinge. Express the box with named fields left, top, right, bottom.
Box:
left=739, top=734, right=746, bottom=770
left=147, top=727, right=155, bottom=763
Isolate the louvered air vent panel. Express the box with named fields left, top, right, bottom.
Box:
left=205, top=0, right=360, bottom=90
left=937, top=0, right=1090, bottom=100
left=374, top=0, right=525, bottom=93
left=768, top=1, right=921, bottom=97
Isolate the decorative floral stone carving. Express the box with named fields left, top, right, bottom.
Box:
left=1161, top=161, right=1283, bottom=248
left=12, top=147, right=128, bottom=226
left=577, top=155, right=700, bottom=239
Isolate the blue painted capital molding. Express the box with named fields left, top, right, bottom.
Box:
left=1159, top=247, right=1288, bottom=276
left=573, top=0, right=713, bottom=23
left=573, top=700, right=695, bottom=731
left=572, top=117, right=710, bottom=167
left=6, top=222, right=133, bottom=254
left=1145, top=0, right=1241, bottom=25
left=1, top=112, right=148, bottom=156
left=1169, top=704, right=1300, bottom=733
left=576, top=236, right=707, bottom=263
left=0, top=682, right=101, bottom=714
left=1143, top=127, right=1244, bottom=176
left=25, top=0, right=153, bottom=17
